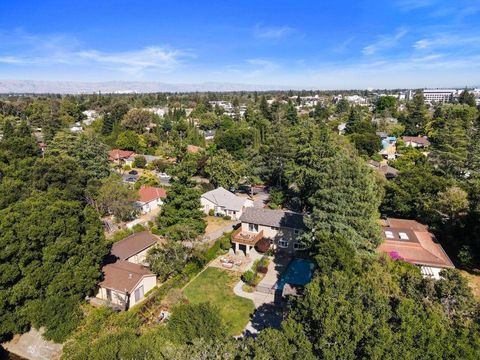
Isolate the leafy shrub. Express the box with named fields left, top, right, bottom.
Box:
left=222, top=215, right=231, bottom=220
left=208, top=209, right=215, bottom=216
left=255, top=237, right=271, bottom=253
left=241, top=270, right=256, bottom=285
left=132, top=223, right=146, bottom=233
left=133, top=155, right=147, bottom=168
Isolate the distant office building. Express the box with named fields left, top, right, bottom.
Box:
left=422, top=89, right=456, bottom=103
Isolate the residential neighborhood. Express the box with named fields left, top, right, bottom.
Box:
left=1, top=1, right=480, bottom=359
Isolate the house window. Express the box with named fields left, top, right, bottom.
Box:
left=134, top=285, right=144, bottom=302
left=399, top=232, right=409, bottom=240
left=278, top=240, right=289, bottom=248
left=385, top=231, right=394, bottom=239
left=293, top=242, right=306, bottom=250
left=248, top=223, right=259, bottom=232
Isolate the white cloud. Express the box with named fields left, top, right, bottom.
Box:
left=254, top=25, right=293, bottom=39
left=362, top=29, right=408, bottom=55
left=0, top=30, right=191, bottom=74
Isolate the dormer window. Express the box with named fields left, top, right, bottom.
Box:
left=385, top=231, right=394, bottom=239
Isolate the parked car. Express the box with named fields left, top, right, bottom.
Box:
left=158, top=172, right=170, bottom=178
left=125, top=176, right=137, bottom=183
left=128, top=170, right=138, bottom=175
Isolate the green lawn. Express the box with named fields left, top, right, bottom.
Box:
left=183, top=267, right=255, bottom=336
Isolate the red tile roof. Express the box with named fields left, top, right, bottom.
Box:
left=109, top=149, right=135, bottom=161
left=138, top=186, right=167, bottom=203
left=99, top=260, right=155, bottom=293
left=111, top=231, right=159, bottom=260
left=378, top=217, right=454, bottom=268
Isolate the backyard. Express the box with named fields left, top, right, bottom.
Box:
left=183, top=267, right=255, bottom=336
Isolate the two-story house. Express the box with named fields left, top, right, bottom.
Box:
left=232, top=207, right=306, bottom=255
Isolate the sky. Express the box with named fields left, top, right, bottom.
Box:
left=1, top=0, right=480, bottom=89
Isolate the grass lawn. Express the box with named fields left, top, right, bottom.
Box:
left=459, top=270, right=480, bottom=301
left=183, top=267, right=255, bottom=336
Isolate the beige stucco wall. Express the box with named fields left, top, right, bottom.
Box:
left=126, top=246, right=152, bottom=265
left=95, top=275, right=156, bottom=309
left=240, top=222, right=303, bottom=252
left=96, top=287, right=128, bottom=308
left=129, top=275, right=157, bottom=307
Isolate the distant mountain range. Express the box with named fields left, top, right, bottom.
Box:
left=0, top=80, right=297, bottom=94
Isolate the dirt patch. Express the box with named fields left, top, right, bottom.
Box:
left=205, top=216, right=235, bottom=233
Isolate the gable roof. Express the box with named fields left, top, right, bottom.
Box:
left=111, top=231, right=159, bottom=260
left=99, top=260, right=155, bottom=294
left=367, top=160, right=399, bottom=178
left=240, top=207, right=306, bottom=230
left=109, top=149, right=135, bottom=161
left=378, top=217, right=454, bottom=268
left=138, top=186, right=167, bottom=203
left=201, top=187, right=247, bottom=211
left=402, top=136, right=431, bottom=147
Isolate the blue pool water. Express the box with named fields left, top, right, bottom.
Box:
left=276, top=258, right=314, bottom=290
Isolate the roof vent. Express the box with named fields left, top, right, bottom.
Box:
left=128, top=273, right=132, bottom=279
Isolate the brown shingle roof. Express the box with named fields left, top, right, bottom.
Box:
left=402, top=136, right=431, bottom=147
left=99, top=260, right=155, bottom=293
left=111, top=231, right=159, bottom=260
left=378, top=217, right=454, bottom=268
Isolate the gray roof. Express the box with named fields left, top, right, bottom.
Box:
left=240, top=207, right=306, bottom=230
left=201, top=187, right=247, bottom=211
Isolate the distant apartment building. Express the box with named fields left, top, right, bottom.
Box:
left=422, top=89, right=456, bottom=103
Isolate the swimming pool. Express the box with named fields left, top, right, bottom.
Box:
left=275, top=258, right=314, bottom=290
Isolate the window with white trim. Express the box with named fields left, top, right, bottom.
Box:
left=134, top=285, right=144, bottom=302
left=248, top=223, right=259, bottom=232
left=278, top=240, right=289, bottom=248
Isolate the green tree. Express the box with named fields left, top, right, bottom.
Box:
left=116, top=130, right=145, bottom=152
left=156, top=183, right=206, bottom=241
left=166, top=303, right=227, bottom=343
left=94, top=174, right=138, bottom=221
left=0, top=192, right=108, bottom=342
left=121, top=108, right=154, bottom=132
left=204, top=149, right=243, bottom=188
left=147, top=241, right=189, bottom=281
left=458, top=90, right=476, bottom=107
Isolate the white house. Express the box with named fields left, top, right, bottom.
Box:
left=200, top=187, right=253, bottom=220
left=136, top=186, right=167, bottom=214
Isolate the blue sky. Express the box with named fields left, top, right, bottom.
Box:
left=1, top=0, right=480, bottom=89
